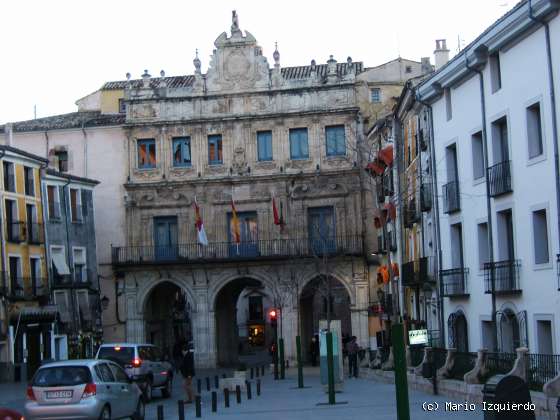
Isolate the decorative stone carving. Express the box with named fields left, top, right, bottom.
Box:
left=133, top=169, right=161, bottom=180
left=232, top=147, right=247, bottom=174
left=132, top=103, right=157, bottom=119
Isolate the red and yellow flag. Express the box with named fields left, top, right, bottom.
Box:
left=231, top=200, right=241, bottom=244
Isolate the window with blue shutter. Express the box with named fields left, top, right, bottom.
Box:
left=326, top=125, right=346, bottom=156
left=208, top=135, right=223, bottom=165
left=289, top=128, right=309, bottom=160
left=172, top=137, right=192, bottom=167
left=257, top=131, right=273, bottom=161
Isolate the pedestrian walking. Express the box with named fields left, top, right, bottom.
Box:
left=173, top=339, right=183, bottom=373
left=346, top=336, right=360, bottom=378
left=180, top=342, right=196, bottom=403
left=310, top=335, right=319, bottom=367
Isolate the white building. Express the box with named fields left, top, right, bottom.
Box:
left=417, top=0, right=560, bottom=354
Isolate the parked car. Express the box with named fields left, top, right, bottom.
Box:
left=0, top=407, right=24, bottom=419
left=96, top=343, right=173, bottom=402
left=24, top=359, right=144, bottom=420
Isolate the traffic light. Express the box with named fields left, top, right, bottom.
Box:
left=269, top=308, right=278, bottom=327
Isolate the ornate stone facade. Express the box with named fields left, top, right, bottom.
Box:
left=113, top=12, right=378, bottom=368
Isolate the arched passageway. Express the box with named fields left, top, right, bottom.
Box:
left=215, top=277, right=270, bottom=367
left=448, top=310, right=469, bottom=352
left=299, top=276, right=351, bottom=363
left=144, top=281, right=192, bottom=356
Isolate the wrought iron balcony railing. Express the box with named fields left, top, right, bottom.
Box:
left=27, top=223, right=44, bottom=244
left=6, top=221, right=26, bottom=243
left=7, top=276, right=48, bottom=300
left=403, top=198, right=420, bottom=228
left=401, top=257, right=433, bottom=287
left=420, top=183, right=432, bottom=212
left=441, top=268, right=469, bottom=297
left=443, top=181, right=460, bottom=213
left=488, top=160, right=512, bottom=197
left=112, top=235, right=363, bottom=266
left=484, top=259, right=521, bottom=294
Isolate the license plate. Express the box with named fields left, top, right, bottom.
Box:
left=46, top=390, right=73, bottom=399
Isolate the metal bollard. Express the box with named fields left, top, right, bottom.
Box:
left=178, top=400, right=185, bottom=420
left=286, top=360, right=290, bottom=369
left=157, top=405, right=164, bottom=420
left=261, top=365, right=265, bottom=376
left=256, top=366, right=260, bottom=378
left=212, top=391, right=217, bottom=412
left=246, top=381, right=252, bottom=400
left=250, top=367, right=254, bottom=379
left=224, top=387, right=230, bottom=408
left=195, top=395, right=202, bottom=418
left=214, top=375, right=219, bottom=389
left=235, top=385, right=241, bottom=404
left=197, top=378, right=201, bottom=394
left=206, top=376, right=211, bottom=391
left=256, top=379, right=261, bottom=396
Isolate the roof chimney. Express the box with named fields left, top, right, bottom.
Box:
left=434, top=39, right=450, bottom=70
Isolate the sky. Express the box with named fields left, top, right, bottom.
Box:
left=0, top=0, right=518, bottom=124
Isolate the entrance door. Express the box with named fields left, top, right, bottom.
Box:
left=308, top=207, right=335, bottom=255
left=26, top=326, right=41, bottom=380
left=154, top=217, right=178, bottom=261
left=228, top=212, right=258, bottom=257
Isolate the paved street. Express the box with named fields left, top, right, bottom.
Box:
left=0, top=366, right=484, bottom=419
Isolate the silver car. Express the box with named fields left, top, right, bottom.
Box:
left=24, top=359, right=144, bottom=420
left=96, top=343, right=173, bottom=402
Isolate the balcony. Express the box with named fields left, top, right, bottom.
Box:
left=403, top=198, right=420, bottom=228
left=6, top=221, right=26, bottom=243
left=27, top=223, right=44, bottom=244
left=484, top=259, right=521, bottom=294
left=369, top=295, right=393, bottom=316
left=376, top=171, right=394, bottom=203
left=441, top=268, right=469, bottom=297
left=488, top=161, right=512, bottom=197
left=420, top=183, right=432, bottom=212
left=7, top=276, right=48, bottom=300
left=401, top=257, right=433, bottom=287
left=443, top=181, right=460, bottom=213
left=112, top=235, right=363, bottom=266
left=52, top=270, right=93, bottom=289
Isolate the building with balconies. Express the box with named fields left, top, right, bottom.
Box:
left=417, top=0, right=560, bottom=354
left=0, top=145, right=50, bottom=382
left=43, top=169, right=100, bottom=360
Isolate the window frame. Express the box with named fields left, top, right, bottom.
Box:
left=24, top=166, right=35, bottom=197
left=208, top=134, right=223, bottom=165
left=172, top=137, right=192, bottom=168
left=256, top=131, right=273, bottom=162
left=526, top=101, right=544, bottom=161
left=69, top=188, right=83, bottom=223
left=72, top=247, right=87, bottom=283
left=325, top=125, right=346, bottom=157
left=490, top=52, right=502, bottom=93
left=445, top=88, right=452, bottom=121
left=531, top=206, right=551, bottom=268
left=289, top=128, right=309, bottom=160
left=137, top=138, right=157, bottom=169
left=370, top=88, right=381, bottom=103
left=46, top=184, right=61, bottom=220
left=3, top=161, right=15, bottom=192
left=471, top=130, right=485, bottom=181
left=55, top=150, right=69, bottom=172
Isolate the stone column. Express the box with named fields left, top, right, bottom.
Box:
left=125, top=275, right=144, bottom=343
left=192, top=283, right=213, bottom=368
left=464, top=348, right=488, bottom=384
left=353, top=279, right=369, bottom=349
left=507, top=346, right=529, bottom=382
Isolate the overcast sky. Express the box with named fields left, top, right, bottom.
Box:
left=0, top=0, right=517, bottom=124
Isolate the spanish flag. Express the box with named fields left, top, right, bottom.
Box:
left=231, top=200, right=241, bottom=244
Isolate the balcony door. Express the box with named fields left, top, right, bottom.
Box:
left=228, top=212, right=258, bottom=257
left=154, top=216, right=178, bottom=261
left=308, top=206, right=335, bottom=255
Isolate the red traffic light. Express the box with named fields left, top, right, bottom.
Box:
left=269, top=309, right=277, bottom=320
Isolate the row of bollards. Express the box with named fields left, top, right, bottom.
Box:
left=158, top=367, right=266, bottom=419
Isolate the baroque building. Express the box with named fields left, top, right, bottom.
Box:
left=112, top=15, right=372, bottom=368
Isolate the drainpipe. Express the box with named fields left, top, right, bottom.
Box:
left=0, top=148, right=7, bottom=358
left=528, top=0, right=560, bottom=273
left=464, top=54, right=498, bottom=351
left=415, top=94, right=445, bottom=348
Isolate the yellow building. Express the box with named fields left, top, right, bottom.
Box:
left=0, top=145, right=51, bottom=381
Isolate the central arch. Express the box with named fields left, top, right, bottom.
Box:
left=144, top=281, right=193, bottom=357
left=299, top=275, right=352, bottom=363
left=214, top=277, right=272, bottom=367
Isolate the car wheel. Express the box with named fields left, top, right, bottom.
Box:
left=143, top=379, right=152, bottom=403
left=161, top=377, right=172, bottom=399
left=133, top=399, right=145, bottom=420
left=99, top=405, right=111, bottom=420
